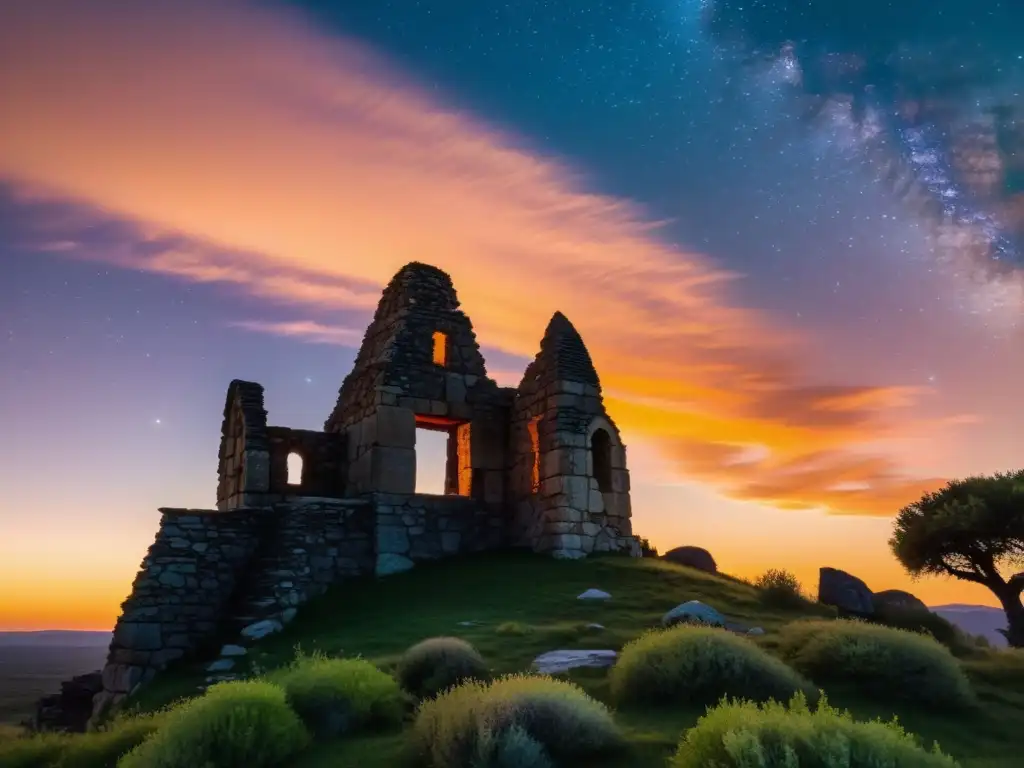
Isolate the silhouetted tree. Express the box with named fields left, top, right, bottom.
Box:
left=890, top=470, right=1024, bottom=647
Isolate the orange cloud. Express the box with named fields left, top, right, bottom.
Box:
left=0, top=0, right=966, bottom=516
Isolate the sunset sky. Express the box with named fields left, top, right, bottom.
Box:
left=1, top=0, right=1022, bottom=630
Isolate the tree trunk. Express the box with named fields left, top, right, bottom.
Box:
left=995, top=591, right=1024, bottom=648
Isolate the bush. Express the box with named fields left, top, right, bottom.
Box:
left=397, top=637, right=489, bottom=699
left=609, top=624, right=815, bottom=708
left=0, top=714, right=160, bottom=768
left=776, top=619, right=975, bottom=709
left=754, top=568, right=808, bottom=609
left=117, top=680, right=309, bottom=768
left=871, top=603, right=977, bottom=657
left=410, top=674, right=621, bottom=768
left=271, top=651, right=405, bottom=738
left=495, top=622, right=534, bottom=637
left=671, top=692, right=959, bottom=767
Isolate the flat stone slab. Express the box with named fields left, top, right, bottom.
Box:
left=219, top=644, right=248, bottom=657
left=241, top=618, right=283, bottom=640
left=577, top=589, right=611, bottom=600
left=532, top=649, right=618, bottom=675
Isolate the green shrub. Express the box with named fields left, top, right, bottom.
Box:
left=0, top=731, right=65, bottom=768
left=754, top=568, right=808, bottom=609
left=117, top=680, right=309, bottom=768
left=671, top=692, right=959, bottom=767
left=870, top=603, right=977, bottom=657
left=270, top=651, right=405, bottom=738
left=495, top=622, right=534, bottom=637
left=397, top=637, right=490, bottom=699
left=0, top=714, right=160, bottom=768
left=610, top=624, right=815, bottom=708
left=777, top=619, right=975, bottom=709
left=411, top=674, right=621, bottom=768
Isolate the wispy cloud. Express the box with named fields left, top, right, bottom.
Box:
left=0, top=0, right=964, bottom=515
left=228, top=319, right=364, bottom=346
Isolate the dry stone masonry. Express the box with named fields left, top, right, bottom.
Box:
left=91, top=261, right=638, bottom=724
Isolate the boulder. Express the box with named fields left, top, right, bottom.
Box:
left=662, top=600, right=726, bottom=628
left=818, top=567, right=874, bottom=615
left=747, top=627, right=766, bottom=636
left=532, top=649, right=618, bottom=675
left=872, top=589, right=928, bottom=613
left=577, top=589, right=611, bottom=600
left=33, top=671, right=103, bottom=733
left=662, top=546, right=717, bottom=574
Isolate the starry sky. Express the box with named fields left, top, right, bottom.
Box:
left=1, top=0, right=1022, bottom=630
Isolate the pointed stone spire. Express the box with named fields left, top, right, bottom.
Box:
left=535, top=311, right=600, bottom=388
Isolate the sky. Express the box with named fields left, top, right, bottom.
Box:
left=1, top=0, right=1022, bottom=630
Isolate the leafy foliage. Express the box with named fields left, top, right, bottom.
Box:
left=397, top=637, right=490, bottom=700
left=870, top=603, right=979, bottom=657
left=610, top=624, right=816, bottom=707
left=890, top=472, right=1024, bottom=585
left=754, top=568, right=809, bottom=609
left=270, top=651, right=405, bottom=738
left=636, top=537, right=659, bottom=558
left=0, top=713, right=160, bottom=768
left=410, top=674, right=620, bottom=768
left=777, top=619, right=975, bottom=709
left=890, top=471, right=1024, bottom=647
left=671, top=692, right=959, bottom=768
left=117, top=680, right=308, bottom=768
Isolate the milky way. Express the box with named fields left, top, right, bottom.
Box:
left=704, top=0, right=1024, bottom=318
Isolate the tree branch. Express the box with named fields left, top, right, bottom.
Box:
left=940, top=563, right=987, bottom=584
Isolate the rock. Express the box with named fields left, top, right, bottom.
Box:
left=241, top=618, right=283, bottom=640
left=662, top=546, right=717, bottom=574
left=577, top=589, right=611, bottom=600
left=219, top=644, right=247, bottom=657
left=33, top=671, right=103, bottom=733
left=532, top=649, right=618, bottom=675
left=206, top=659, right=235, bottom=672
left=872, top=589, right=928, bottom=613
left=376, top=553, right=415, bottom=576
left=662, top=600, right=726, bottom=628
left=747, top=627, right=765, bottom=636
left=818, top=567, right=874, bottom=615
left=586, top=623, right=605, bottom=631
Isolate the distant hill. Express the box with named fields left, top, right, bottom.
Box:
left=0, top=631, right=110, bottom=648
left=931, top=604, right=1008, bottom=647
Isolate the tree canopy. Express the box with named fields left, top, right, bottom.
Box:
left=889, top=470, right=1024, bottom=646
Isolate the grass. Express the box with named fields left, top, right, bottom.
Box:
left=21, top=552, right=1024, bottom=767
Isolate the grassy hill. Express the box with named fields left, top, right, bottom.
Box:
left=5, top=552, right=1024, bottom=767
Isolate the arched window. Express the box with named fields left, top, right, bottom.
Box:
left=432, top=331, right=448, bottom=366
left=286, top=452, right=304, bottom=486
left=590, top=428, right=612, bottom=493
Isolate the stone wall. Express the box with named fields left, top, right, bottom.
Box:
left=508, top=313, right=636, bottom=558
left=374, top=493, right=504, bottom=575
left=217, top=381, right=271, bottom=511
left=92, top=508, right=261, bottom=720
left=266, top=427, right=346, bottom=498
left=229, top=498, right=375, bottom=637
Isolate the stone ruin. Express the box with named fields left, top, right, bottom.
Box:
left=89, top=261, right=637, bottom=722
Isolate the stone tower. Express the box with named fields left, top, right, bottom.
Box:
left=325, top=262, right=509, bottom=503
left=508, top=312, right=635, bottom=558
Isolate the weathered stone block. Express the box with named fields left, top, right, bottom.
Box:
left=114, top=622, right=162, bottom=650
left=377, top=525, right=410, bottom=554
left=376, top=553, right=415, bottom=576
left=445, top=373, right=467, bottom=403
left=371, top=447, right=416, bottom=494
left=369, top=406, right=416, bottom=450
left=244, top=450, right=271, bottom=492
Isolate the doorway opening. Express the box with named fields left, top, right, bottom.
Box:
left=414, top=415, right=472, bottom=496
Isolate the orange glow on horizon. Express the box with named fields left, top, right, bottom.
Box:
left=0, top=0, right=1006, bottom=630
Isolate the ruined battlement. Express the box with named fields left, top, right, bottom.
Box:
left=92, top=261, right=637, bottom=722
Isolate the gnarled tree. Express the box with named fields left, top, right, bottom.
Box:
left=889, top=470, right=1024, bottom=647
